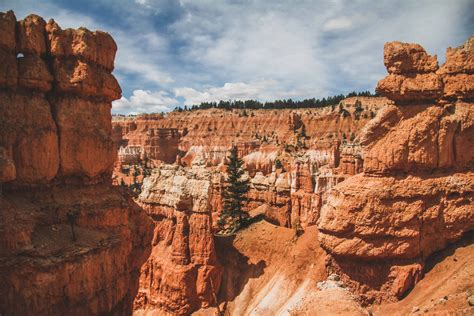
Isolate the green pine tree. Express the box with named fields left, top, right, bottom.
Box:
left=220, top=145, right=250, bottom=230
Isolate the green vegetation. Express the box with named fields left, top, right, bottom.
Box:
left=354, top=100, right=364, bottom=120
left=119, top=160, right=153, bottom=195
left=218, top=146, right=250, bottom=231
left=275, top=159, right=284, bottom=171
left=292, top=218, right=304, bottom=238
left=174, top=91, right=378, bottom=111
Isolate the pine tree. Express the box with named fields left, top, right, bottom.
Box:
left=220, top=145, right=250, bottom=230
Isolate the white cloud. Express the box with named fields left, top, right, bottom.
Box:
left=3, top=0, right=472, bottom=114
left=323, top=17, right=353, bottom=31
left=174, top=80, right=318, bottom=106
left=114, top=38, right=175, bottom=86
left=113, top=89, right=179, bottom=114
left=175, top=81, right=274, bottom=105
left=172, top=0, right=471, bottom=97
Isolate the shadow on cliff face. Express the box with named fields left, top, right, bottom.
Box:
left=326, top=230, right=474, bottom=305
left=214, top=234, right=266, bottom=304
left=424, top=230, right=474, bottom=274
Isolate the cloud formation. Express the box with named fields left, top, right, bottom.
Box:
left=2, top=0, right=472, bottom=114
left=175, top=81, right=274, bottom=105
left=113, top=89, right=179, bottom=114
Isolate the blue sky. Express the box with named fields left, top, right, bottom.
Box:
left=1, top=0, right=473, bottom=114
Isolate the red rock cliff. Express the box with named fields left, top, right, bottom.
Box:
left=113, top=99, right=387, bottom=167
left=0, top=11, right=152, bottom=315
left=318, top=37, right=474, bottom=304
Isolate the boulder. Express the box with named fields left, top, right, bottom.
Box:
left=0, top=92, right=59, bottom=184
left=318, top=173, right=474, bottom=260
left=51, top=97, right=115, bottom=179
left=52, top=58, right=121, bottom=101
left=376, top=73, right=443, bottom=101
left=438, top=36, right=474, bottom=74
left=383, top=41, right=438, bottom=74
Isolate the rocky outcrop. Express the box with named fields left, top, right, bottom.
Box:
left=135, top=165, right=223, bottom=315
left=246, top=155, right=348, bottom=229
left=318, top=37, right=474, bottom=304
left=0, top=11, right=152, bottom=315
left=338, top=143, right=363, bottom=175
left=113, top=121, right=180, bottom=164
left=247, top=170, right=292, bottom=226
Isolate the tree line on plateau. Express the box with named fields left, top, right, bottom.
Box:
left=175, top=90, right=378, bottom=112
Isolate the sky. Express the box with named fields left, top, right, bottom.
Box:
left=1, top=0, right=473, bottom=114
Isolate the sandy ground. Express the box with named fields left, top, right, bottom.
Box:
left=194, top=220, right=367, bottom=316
left=194, top=221, right=474, bottom=316
left=373, top=232, right=474, bottom=315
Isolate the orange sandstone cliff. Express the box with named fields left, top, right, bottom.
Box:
left=0, top=11, right=152, bottom=315
left=318, top=37, right=474, bottom=304
left=113, top=99, right=386, bottom=169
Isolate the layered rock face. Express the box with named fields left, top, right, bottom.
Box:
left=247, top=156, right=347, bottom=229
left=112, top=98, right=387, bottom=168
left=113, top=118, right=180, bottom=164
left=318, top=37, right=474, bottom=304
left=0, top=11, right=152, bottom=315
left=135, top=164, right=223, bottom=315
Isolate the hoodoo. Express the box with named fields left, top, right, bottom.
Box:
left=318, top=37, right=474, bottom=303
left=134, top=164, right=223, bottom=314
left=0, top=11, right=152, bottom=315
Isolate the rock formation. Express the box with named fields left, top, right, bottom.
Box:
left=0, top=11, right=152, bottom=315
left=134, top=164, right=223, bottom=315
left=113, top=100, right=385, bottom=231
left=113, top=119, right=181, bottom=164
left=244, top=150, right=349, bottom=229
left=318, top=37, right=474, bottom=304
left=112, top=99, right=387, bottom=169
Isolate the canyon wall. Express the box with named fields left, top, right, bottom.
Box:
left=112, top=98, right=387, bottom=167
left=0, top=11, right=152, bottom=315
left=318, top=37, right=474, bottom=304
left=113, top=98, right=387, bottom=229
